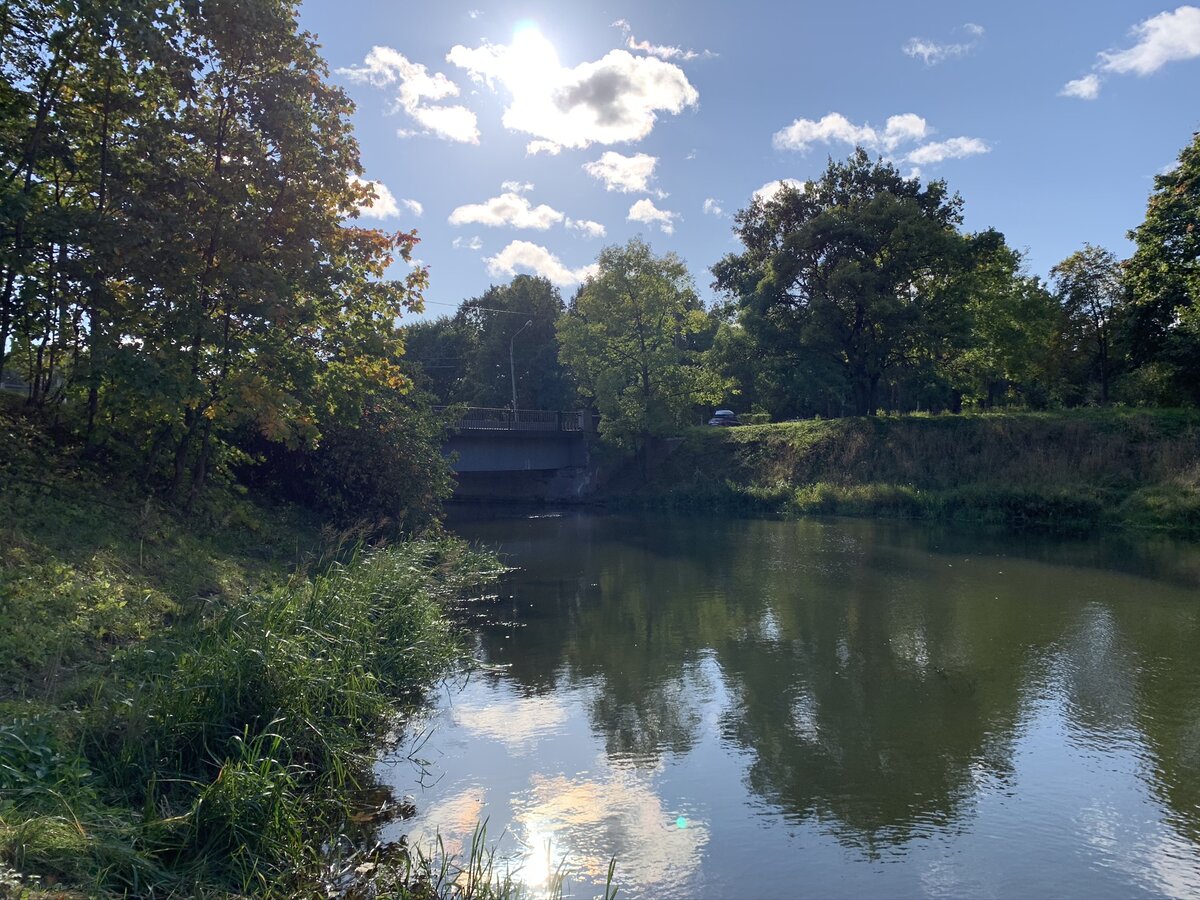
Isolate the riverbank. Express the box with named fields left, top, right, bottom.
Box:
left=0, top=408, right=502, bottom=896
left=620, top=409, right=1200, bottom=534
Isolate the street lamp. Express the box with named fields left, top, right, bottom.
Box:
left=510, top=319, right=533, bottom=418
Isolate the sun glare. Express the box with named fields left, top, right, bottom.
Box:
left=507, top=23, right=559, bottom=88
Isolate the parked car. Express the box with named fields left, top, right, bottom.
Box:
left=707, top=409, right=740, bottom=426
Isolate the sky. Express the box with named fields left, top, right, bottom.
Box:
left=297, top=0, right=1200, bottom=320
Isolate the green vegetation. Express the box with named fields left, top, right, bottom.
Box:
left=557, top=238, right=720, bottom=451
left=0, top=402, right=507, bottom=896
left=623, top=410, right=1200, bottom=533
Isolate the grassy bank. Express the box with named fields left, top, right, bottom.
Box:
left=0, top=407, right=504, bottom=896
left=624, top=409, right=1200, bottom=533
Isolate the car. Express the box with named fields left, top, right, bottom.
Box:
left=707, top=409, right=740, bottom=426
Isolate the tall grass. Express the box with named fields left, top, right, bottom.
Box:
left=1, top=541, right=504, bottom=896
left=629, top=409, right=1200, bottom=532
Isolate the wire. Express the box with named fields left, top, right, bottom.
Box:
left=418, top=298, right=556, bottom=317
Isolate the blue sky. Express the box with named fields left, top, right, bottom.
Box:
left=297, top=1, right=1200, bottom=319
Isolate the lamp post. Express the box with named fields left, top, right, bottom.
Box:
left=510, top=319, right=532, bottom=421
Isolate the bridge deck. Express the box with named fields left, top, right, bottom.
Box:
left=440, top=407, right=585, bottom=433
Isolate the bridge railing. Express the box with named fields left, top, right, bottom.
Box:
left=440, top=407, right=585, bottom=432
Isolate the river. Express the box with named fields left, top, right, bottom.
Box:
left=379, top=512, right=1200, bottom=899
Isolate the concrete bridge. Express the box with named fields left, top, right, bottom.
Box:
left=442, top=407, right=594, bottom=501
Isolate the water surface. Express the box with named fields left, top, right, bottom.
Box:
left=381, top=513, right=1200, bottom=899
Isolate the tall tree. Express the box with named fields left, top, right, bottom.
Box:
left=1050, top=244, right=1124, bottom=405
left=457, top=275, right=574, bottom=410
left=713, top=150, right=972, bottom=417
left=1124, top=130, right=1200, bottom=404
left=558, top=238, right=720, bottom=450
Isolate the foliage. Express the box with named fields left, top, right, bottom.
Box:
left=0, top=0, right=433, bottom=514
left=620, top=410, right=1200, bottom=533
left=558, top=238, right=721, bottom=450
left=713, top=150, right=973, bottom=416
left=1123, top=129, right=1200, bottom=404
left=1051, top=244, right=1125, bottom=404
left=1, top=539, right=501, bottom=895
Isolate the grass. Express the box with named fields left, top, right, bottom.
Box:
left=0, top=403, right=519, bottom=896
left=623, top=408, right=1200, bottom=533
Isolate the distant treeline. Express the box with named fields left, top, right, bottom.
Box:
left=409, top=140, right=1200, bottom=450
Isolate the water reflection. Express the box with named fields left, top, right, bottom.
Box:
left=386, top=513, right=1200, bottom=898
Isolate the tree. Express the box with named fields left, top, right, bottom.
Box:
left=1123, top=130, right=1200, bottom=405
left=558, top=238, right=720, bottom=450
left=713, top=150, right=972, bottom=416
left=457, top=275, right=574, bottom=410
left=1050, top=244, right=1125, bottom=405
left=956, top=231, right=1061, bottom=408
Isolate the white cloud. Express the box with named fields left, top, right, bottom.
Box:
left=350, top=176, right=399, bottom=218
left=702, top=198, right=723, bottom=216
left=773, top=112, right=877, bottom=151
left=1099, top=6, right=1200, bottom=75
left=1060, top=73, right=1102, bottom=100
left=903, top=23, right=983, bottom=64
left=627, top=198, right=679, bottom=234
left=350, top=176, right=422, bottom=219
left=448, top=26, right=698, bottom=153
left=611, top=18, right=716, bottom=62
left=1063, top=7, right=1200, bottom=101
left=500, top=180, right=534, bottom=193
left=881, top=113, right=929, bottom=150
left=583, top=151, right=659, bottom=193
left=772, top=112, right=984, bottom=168
left=772, top=112, right=930, bottom=153
left=338, top=46, right=479, bottom=144
left=453, top=235, right=484, bottom=250
left=449, top=189, right=564, bottom=229
left=526, top=140, right=562, bottom=156
left=468, top=9, right=482, bottom=18
left=485, top=241, right=598, bottom=286
left=567, top=218, right=607, bottom=238
left=753, top=178, right=805, bottom=204
left=905, top=136, right=990, bottom=165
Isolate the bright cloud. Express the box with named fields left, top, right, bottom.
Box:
left=905, top=136, right=990, bottom=165
left=500, top=180, right=534, bottom=193
left=1060, top=74, right=1102, bottom=100
left=1062, top=7, right=1200, bottom=101
left=452, top=235, right=484, bottom=250
left=772, top=112, right=931, bottom=153
left=567, top=218, right=607, bottom=238
left=1099, top=6, right=1200, bottom=75
left=702, top=198, right=723, bottom=216
left=903, top=24, right=984, bottom=65
left=627, top=198, right=679, bottom=234
left=337, top=46, right=479, bottom=144
left=772, top=112, right=985, bottom=167
left=485, top=240, right=598, bottom=286
left=350, top=176, right=422, bottom=219
left=448, top=189, right=564, bottom=229
left=753, top=178, right=805, bottom=204
left=447, top=26, right=698, bottom=154
left=611, top=18, right=716, bottom=61
left=583, top=151, right=659, bottom=193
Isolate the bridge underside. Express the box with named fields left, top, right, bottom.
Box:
left=444, top=430, right=592, bottom=501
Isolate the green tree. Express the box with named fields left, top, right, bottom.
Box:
left=956, top=231, right=1061, bottom=408
left=1050, top=244, right=1125, bottom=405
left=713, top=150, right=973, bottom=417
left=458, top=275, right=574, bottom=410
left=1123, top=130, right=1200, bottom=405
left=558, top=238, right=720, bottom=450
